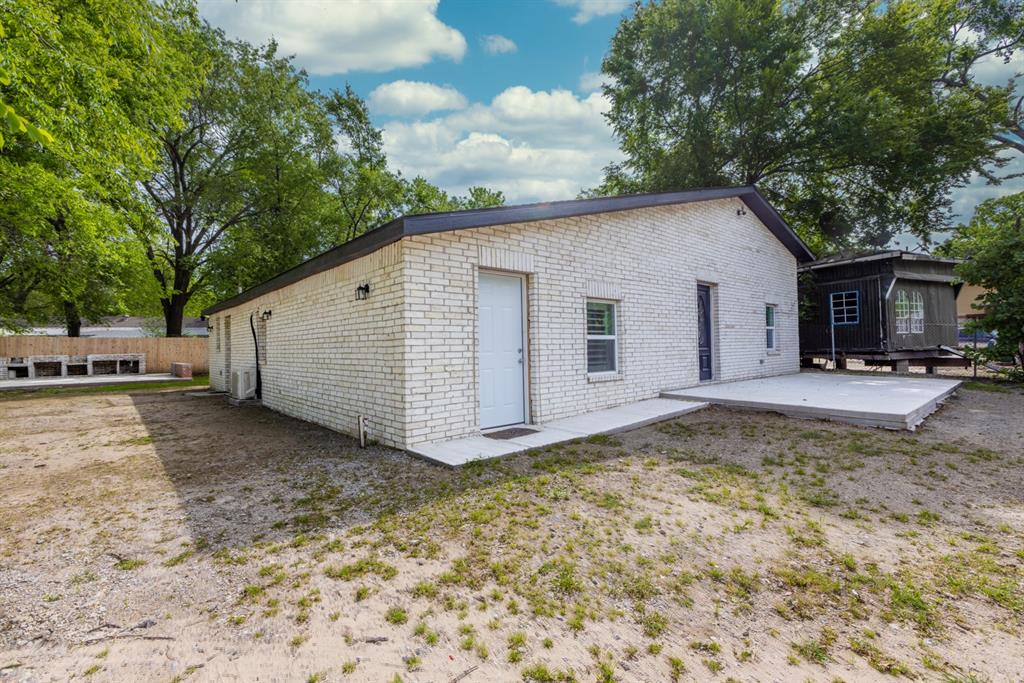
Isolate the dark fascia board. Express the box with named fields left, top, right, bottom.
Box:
left=799, top=250, right=960, bottom=272
left=204, top=185, right=814, bottom=315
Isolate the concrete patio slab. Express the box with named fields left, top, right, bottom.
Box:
left=662, top=372, right=961, bottom=430
left=0, top=373, right=189, bottom=391
left=408, top=397, right=707, bottom=467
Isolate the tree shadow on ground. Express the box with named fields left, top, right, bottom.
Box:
left=126, top=387, right=1024, bottom=558
left=127, top=390, right=628, bottom=554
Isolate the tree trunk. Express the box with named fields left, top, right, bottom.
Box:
left=162, top=292, right=189, bottom=337
left=63, top=301, right=82, bottom=337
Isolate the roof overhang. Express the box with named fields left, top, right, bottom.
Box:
left=799, top=250, right=961, bottom=272
left=204, top=185, right=813, bottom=315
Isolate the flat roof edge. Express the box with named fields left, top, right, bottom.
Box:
left=204, top=185, right=811, bottom=315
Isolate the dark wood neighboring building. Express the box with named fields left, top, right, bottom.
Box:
left=798, top=251, right=968, bottom=372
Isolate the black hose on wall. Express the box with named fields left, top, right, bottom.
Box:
left=249, top=311, right=262, bottom=400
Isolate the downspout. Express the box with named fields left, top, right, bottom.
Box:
left=249, top=311, right=262, bottom=400
left=882, top=276, right=898, bottom=353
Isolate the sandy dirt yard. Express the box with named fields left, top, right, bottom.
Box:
left=1, top=380, right=1022, bottom=683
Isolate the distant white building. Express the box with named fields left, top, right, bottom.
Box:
left=19, top=316, right=209, bottom=338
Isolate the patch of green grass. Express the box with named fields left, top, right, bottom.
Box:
left=689, top=640, right=721, bottom=655
left=163, top=549, right=195, bottom=567
left=384, top=606, right=408, bottom=625
left=114, top=558, right=145, bottom=571
left=324, top=557, right=397, bottom=581
left=791, top=627, right=837, bottom=664
left=240, top=584, right=265, bottom=602
left=412, top=580, right=438, bottom=598
left=641, top=611, right=669, bottom=638
left=634, top=515, right=655, bottom=533
left=521, top=663, right=577, bottom=682
left=667, top=656, right=686, bottom=681
left=508, top=631, right=527, bottom=663
left=849, top=637, right=912, bottom=676
left=584, top=433, right=621, bottom=447
left=0, top=376, right=209, bottom=401
left=962, top=381, right=1010, bottom=394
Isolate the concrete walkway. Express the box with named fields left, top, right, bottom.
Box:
left=0, top=373, right=189, bottom=391
left=662, top=372, right=961, bottom=430
left=408, top=397, right=707, bottom=467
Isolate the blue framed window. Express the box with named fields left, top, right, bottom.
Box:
left=830, top=290, right=859, bottom=325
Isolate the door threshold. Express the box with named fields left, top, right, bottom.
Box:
left=481, top=423, right=531, bottom=434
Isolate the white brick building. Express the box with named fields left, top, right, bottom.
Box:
left=204, top=187, right=814, bottom=450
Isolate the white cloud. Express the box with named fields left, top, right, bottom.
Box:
left=199, top=0, right=466, bottom=75
left=481, top=34, right=517, bottom=56
left=369, top=81, right=468, bottom=116
left=578, top=71, right=608, bottom=93
left=553, top=0, right=631, bottom=24
left=381, top=85, right=623, bottom=203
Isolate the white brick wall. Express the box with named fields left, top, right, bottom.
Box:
left=208, top=198, right=799, bottom=450
left=401, top=198, right=799, bottom=447
left=208, top=242, right=408, bottom=448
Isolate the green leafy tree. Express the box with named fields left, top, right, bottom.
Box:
left=599, top=0, right=1015, bottom=254
left=941, top=193, right=1024, bottom=368
left=931, top=1, right=1024, bottom=165
left=0, top=0, right=201, bottom=333
left=401, top=177, right=505, bottom=215
left=322, top=86, right=408, bottom=244
left=139, top=27, right=336, bottom=334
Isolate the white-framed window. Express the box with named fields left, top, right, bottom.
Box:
left=895, top=290, right=925, bottom=334
left=215, top=318, right=221, bottom=351
left=910, top=292, right=924, bottom=333
left=766, top=304, right=778, bottom=351
left=895, top=290, right=909, bottom=334
left=830, top=290, right=859, bottom=325
left=586, top=299, right=617, bottom=373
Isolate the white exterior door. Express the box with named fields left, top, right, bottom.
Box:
left=478, top=272, right=526, bottom=429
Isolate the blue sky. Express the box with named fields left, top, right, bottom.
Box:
left=199, top=0, right=1021, bottom=234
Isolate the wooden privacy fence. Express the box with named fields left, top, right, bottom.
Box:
left=0, top=336, right=208, bottom=374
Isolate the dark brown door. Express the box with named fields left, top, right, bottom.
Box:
left=697, top=285, right=712, bottom=380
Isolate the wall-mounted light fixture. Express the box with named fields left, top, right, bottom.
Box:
left=355, top=283, right=371, bottom=300
left=736, top=206, right=747, bottom=216
left=260, top=310, right=272, bottom=321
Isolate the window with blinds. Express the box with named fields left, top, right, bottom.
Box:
left=586, top=300, right=617, bottom=373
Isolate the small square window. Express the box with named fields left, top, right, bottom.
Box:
left=830, top=291, right=859, bottom=325
left=586, top=300, right=617, bottom=373
left=765, top=305, right=777, bottom=350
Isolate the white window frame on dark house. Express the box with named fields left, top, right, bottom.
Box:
left=910, top=291, right=924, bottom=333
left=586, top=299, right=618, bottom=374
left=765, top=304, right=778, bottom=351
left=895, top=290, right=910, bottom=334
left=830, top=290, right=859, bottom=325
